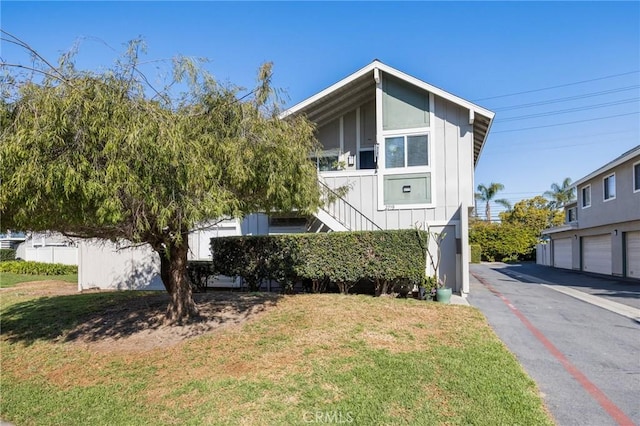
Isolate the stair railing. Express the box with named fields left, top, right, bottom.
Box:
left=318, top=180, right=382, bottom=231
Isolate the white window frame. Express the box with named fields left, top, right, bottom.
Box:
left=633, top=161, right=640, bottom=193
left=603, top=173, right=616, bottom=202
left=376, top=85, right=436, bottom=210
left=581, top=185, right=591, bottom=209
left=566, top=207, right=577, bottom=223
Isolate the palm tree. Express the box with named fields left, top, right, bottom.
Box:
left=544, top=178, right=575, bottom=210
left=475, top=183, right=511, bottom=223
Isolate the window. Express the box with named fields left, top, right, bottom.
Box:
left=359, top=149, right=377, bottom=169
left=384, top=135, right=428, bottom=169
left=382, top=76, right=429, bottom=130
left=566, top=207, right=577, bottom=223
left=312, top=149, right=341, bottom=172
left=581, top=185, right=591, bottom=208
left=634, top=162, right=640, bottom=192
left=604, top=174, right=616, bottom=201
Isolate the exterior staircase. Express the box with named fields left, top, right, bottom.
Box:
left=307, top=180, right=382, bottom=232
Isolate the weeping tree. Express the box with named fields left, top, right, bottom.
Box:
left=0, top=33, right=321, bottom=323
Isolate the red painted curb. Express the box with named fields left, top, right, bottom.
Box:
left=472, top=272, right=635, bottom=426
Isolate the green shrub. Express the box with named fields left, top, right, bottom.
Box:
left=470, top=244, right=482, bottom=263
left=0, top=249, right=16, bottom=262
left=210, top=230, right=428, bottom=294
left=469, top=221, right=537, bottom=262
left=0, top=261, right=77, bottom=275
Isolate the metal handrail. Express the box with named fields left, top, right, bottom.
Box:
left=318, top=180, right=382, bottom=231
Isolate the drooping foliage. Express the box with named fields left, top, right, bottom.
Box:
left=0, top=33, right=321, bottom=322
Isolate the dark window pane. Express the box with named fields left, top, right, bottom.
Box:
left=359, top=150, right=376, bottom=169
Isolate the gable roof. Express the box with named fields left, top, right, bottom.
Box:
left=281, top=60, right=495, bottom=166
left=572, top=145, right=640, bottom=188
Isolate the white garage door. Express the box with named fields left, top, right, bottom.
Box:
left=583, top=235, right=612, bottom=275
left=626, top=231, right=640, bottom=279
left=553, top=238, right=572, bottom=269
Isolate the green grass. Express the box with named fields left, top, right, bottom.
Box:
left=0, top=272, right=77, bottom=288
left=0, top=287, right=554, bottom=425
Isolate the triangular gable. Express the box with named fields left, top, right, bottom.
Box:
left=281, top=60, right=495, bottom=166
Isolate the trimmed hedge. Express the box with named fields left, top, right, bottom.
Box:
left=210, top=230, right=428, bottom=294
left=0, top=249, right=16, bottom=262
left=470, top=244, right=481, bottom=264
left=0, top=261, right=78, bottom=275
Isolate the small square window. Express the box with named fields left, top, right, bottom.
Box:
left=604, top=174, right=616, bottom=200
left=359, top=150, right=377, bottom=169
left=581, top=186, right=591, bottom=208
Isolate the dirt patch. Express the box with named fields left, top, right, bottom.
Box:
left=3, top=281, right=280, bottom=353
left=67, top=292, right=281, bottom=353
left=1, top=280, right=77, bottom=296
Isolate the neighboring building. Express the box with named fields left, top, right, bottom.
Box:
left=16, top=232, right=78, bottom=265
left=539, top=146, right=640, bottom=279
left=78, top=60, right=495, bottom=293
left=0, top=231, right=26, bottom=250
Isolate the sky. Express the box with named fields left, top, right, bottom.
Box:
left=2, top=1, right=639, bottom=220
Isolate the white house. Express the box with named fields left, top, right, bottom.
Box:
left=78, top=61, right=495, bottom=293
left=538, top=146, right=640, bottom=279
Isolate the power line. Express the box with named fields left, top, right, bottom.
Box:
left=492, top=85, right=640, bottom=112
left=491, top=111, right=639, bottom=134
left=474, top=70, right=640, bottom=101
left=498, top=97, right=639, bottom=122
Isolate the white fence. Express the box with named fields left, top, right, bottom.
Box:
left=23, top=246, right=78, bottom=265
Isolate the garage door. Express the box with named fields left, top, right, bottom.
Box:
left=626, top=231, right=640, bottom=279
left=582, top=235, right=612, bottom=275
left=553, top=238, right=572, bottom=269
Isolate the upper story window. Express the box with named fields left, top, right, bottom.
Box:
left=385, top=134, right=428, bottom=169
left=634, top=162, right=640, bottom=193
left=581, top=185, right=591, bottom=208
left=382, top=76, right=429, bottom=131
left=566, top=206, right=577, bottom=223
left=604, top=173, right=616, bottom=201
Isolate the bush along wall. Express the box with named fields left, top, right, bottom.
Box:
left=0, top=249, right=16, bottom=262
left=210, top=230, right=428, bottom=295
left=0, top=260, right=77, bottom=275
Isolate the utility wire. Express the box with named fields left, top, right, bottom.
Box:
left=474, top=70, right=640, bottom=101
left=491, top=112, right=639, bottom=133
left=498, top=97, right=640, bottom=122
left=492, top=85, right=640, bottom=111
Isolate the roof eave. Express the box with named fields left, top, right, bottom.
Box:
left=571, top=145, right=640, bottom=188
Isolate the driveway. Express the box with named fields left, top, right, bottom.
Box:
left=467, top=262, right=639, bottom=426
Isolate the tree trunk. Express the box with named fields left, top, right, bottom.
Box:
left=157, top=238, right=198, bottom=324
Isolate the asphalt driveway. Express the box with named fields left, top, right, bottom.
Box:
left=467, top=262, right=639, bottom=426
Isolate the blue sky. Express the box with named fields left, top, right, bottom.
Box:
left=2, top=1, right=639, bottom=219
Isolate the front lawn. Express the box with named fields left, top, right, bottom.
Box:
left=0, top=283, right=553, bottom=425
left=0, top=272, right=78, bottom=288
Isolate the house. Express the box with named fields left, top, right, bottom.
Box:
left=15, top=232, right=78, bottom=265
left=539, top=146, right=640, bottom=279
left=78, top=60, right=495, bottom=293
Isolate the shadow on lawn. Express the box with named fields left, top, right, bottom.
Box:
left=1, top=291, right=282, bottom=346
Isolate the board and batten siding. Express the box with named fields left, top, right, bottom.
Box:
left=321, top=95, right=474, bottom=227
